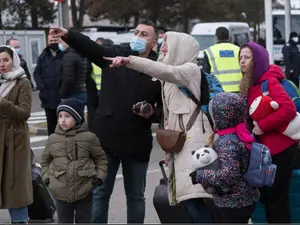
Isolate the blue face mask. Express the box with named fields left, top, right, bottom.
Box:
left=130, top=36, right=147, bottom=53
left=14, top=48, right=20, bottom=54
left=58, top=43, right=65, bottom=52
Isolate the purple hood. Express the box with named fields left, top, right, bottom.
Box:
left=240, top=42, right=270, bottom=85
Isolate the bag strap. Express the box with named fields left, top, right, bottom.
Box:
left=177, top=85, right=214, bottom=130
left=186, top=105, right=200, bottom=131
left=162, top=83, right=209, bottom=132
left=261, top=80, right=269, bottom=96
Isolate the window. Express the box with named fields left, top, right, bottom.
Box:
left=233, top=33, right=249, bottom=47
left=273, top=15, right=300, bottom=43
left=245, top=33, right=250, bottom=42
left=234, top=34, right=243, bottom=46
left=192, top=35, right=217, bottom=50
left=30, top=39, right=40, bottom=65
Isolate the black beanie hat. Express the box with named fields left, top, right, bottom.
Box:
left=290, top=31, right=298, bottom=39
left=57, top=98, right=84, bottom=124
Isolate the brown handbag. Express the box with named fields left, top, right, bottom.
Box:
left=156, top=106, right=201, bottom=154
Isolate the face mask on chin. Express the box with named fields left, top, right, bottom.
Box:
left=58, top=43, right=66, bottom=52
left=130, top=36, right=147, bottom=54
left=49, top=43, right=59, bottom=51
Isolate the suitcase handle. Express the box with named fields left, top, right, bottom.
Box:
left=159, top=160, right=167, bottom=180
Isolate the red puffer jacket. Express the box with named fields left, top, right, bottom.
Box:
left=248, top=65, right=297, bottom=155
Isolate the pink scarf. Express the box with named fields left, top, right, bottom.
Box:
left=217, top=123, right=255, bottom=150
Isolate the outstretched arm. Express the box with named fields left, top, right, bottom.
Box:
left=105, top=56, right=197, bottom=87
left=49, top=26, right=132, bottom=68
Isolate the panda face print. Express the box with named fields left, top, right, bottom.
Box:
left=199, top=149, right=211, bottom=164
left=192, top=147, right=218, bottom=169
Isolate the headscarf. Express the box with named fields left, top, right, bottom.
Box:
left=0, top=45, right=26, bottom=97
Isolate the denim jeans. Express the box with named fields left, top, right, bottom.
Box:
left=92, top=153, right=148, bottom=223
left=181, top=198, right=212, bottom=223
left=71, top=92, right=87, bottom=106
left=8, top=207, right=28, bottom=223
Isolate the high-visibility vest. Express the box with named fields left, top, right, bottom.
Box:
left=204, top=43, right=242, bottom=93
left=91, top=63, right=102, bottom=90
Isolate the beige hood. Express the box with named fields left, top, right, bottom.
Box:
left=158, top=31, right=200, bottom=66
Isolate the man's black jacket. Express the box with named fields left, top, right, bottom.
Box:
left=282, top=40, right=300, bottom=83
left=59, top=48, right=87, bottom=99
left=63, top=30, right=162, bottom=162
left=33, top=48, right=64, bottom=109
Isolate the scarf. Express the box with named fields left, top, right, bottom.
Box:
left=0, top=45, right=26, bottom=98
left=0, top=67, right=26, bottom=98
left=217, top=122, right=255, bottom=150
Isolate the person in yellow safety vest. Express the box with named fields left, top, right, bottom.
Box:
left=202, top=27, right=242, bottom=93
left=91, top=63, right=102, bottom=91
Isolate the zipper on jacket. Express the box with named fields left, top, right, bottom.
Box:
left=75, top=142, right=78, bottom=160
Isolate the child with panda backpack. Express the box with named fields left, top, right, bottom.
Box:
left=190, top=92, right=259, bottom=223
left=40, top=98, right=108, bottom=223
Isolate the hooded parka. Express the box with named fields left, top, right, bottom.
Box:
left=125, top=32, right=213, bottom=205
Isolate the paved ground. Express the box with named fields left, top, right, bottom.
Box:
left=31, top=91, right=42, bottom=113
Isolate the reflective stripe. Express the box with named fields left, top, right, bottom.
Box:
left=213, top=69, right=241, bottom=75
left=220, top=81, right=241, bottom=86
left=206, top=47, right=218, bottom=72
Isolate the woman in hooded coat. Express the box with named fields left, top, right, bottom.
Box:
left=0, top=45, right=33, bottom=223
left=105, top=31, right=214, bottom=222
left=239, top=42, right=297, bottom=223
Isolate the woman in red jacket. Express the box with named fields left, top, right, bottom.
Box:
left=239, top=42, right=297, bottom=223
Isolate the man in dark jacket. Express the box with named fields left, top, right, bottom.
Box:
left=6, top=38, right=34, bottom=88
left=49, top=20, right=162, bottom=223
left=86, top=38, right=114, bottom=128
left=58, top=39, right=87, bottom=104
left=33, top=33, right=64, bottom=135
left=282, top=31, right=300, bottom=87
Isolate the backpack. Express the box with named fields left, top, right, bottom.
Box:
left=261, top=79, right=300, bottom=112
left=201, top=71, right=224, bottom=114
left=177, top=70, right=224, bottom=130
left=243, top=141, right=277, bottom=188
left=261, top=79, right=300, bottom=170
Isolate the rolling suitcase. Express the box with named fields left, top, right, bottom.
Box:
left=153, top=160, right=190, bottom=223
left=28, top=163, right=56, bottom=223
